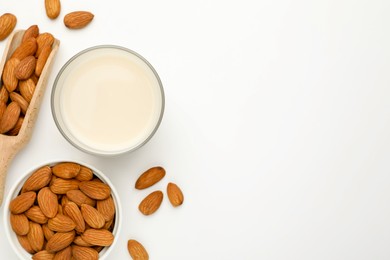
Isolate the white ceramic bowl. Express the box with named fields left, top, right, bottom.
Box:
left=3, top=160, right=122, bottom=260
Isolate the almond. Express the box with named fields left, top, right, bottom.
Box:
left=57, top=204, right=63, bottom=215
left=15, top=55, right=36, bottom=80
left=17, top=235, right=35, bottom=254
left=50, top=178, right=80, bottom=194
left=10, top=213, right=30, bottom=236
left=19, top=78, right=36, bottom=103
left=36, top=33, right=54, bottom=57
left=72, top=245, right=99, bottom=260
left=135, top=166, right=166, bottom=190
left=138, top=190, right=163, bottom=216
left=2, top=58, right=20, bottom=92
left=81, top=204, right=105, bottom=229
left=22, top=166, right=52, bottom=192
left=73, top=236, right=92, bottom=247
left=11, top=37, right=37, bottom=60
left=81, top=229, right=114, bottom=246
left=52, top=162, right=81, bottom=179
left=93, top=246, right=104, bottom=253
left=10, top=92, right=29, bottom=114
left=0, top=101, right=6, bottom=121
left=127, top=239, right=149, bottom=260
left=64, top=11, right=94, bottom=29
left=9, top=191, right=36, bottom=214
left=25, top=206, right=49, bottom=224
left=32, top=250, right=55, bottom=260
left=37, top=187, right=58, bottom=218
left=0, top=86, right=9, bottom=102
left=53, top=246, right=72, bottom=260
left=42, top=224, right=55, bottom=241
left=103, top=218, right=114, bottom=230
left=48, top=214, right=76, bottom=232
left=27, top=221, right=44, bottom=252
left=0, top=101, right=20, bottom=133
left=22, top=25, right=39, bottom=43
left=79, top=181, right=111, bottom=200
left=46, top=231, right=75, bottom=253
left=66, top=189, right=96, bottom=207
left=61, top=195, right=70, bottom=207
left=35, top=44, right=51, bottom=77
left=30, top=73, right=39, bottom=84
left=0, top=13, right=17, bottom=41
left=167, top=182, right=184, bottom=207
left=7, top=116, right=23, bottom=136
left=97, top=196, right=115, bottom=221
left=63, top=202, right=85, bottom=233
left=45, top=0, right=61, bottom=19
left=75, top=166, right=93, bottom=181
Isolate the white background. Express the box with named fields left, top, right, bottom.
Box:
left=1, top=0, right=390, bottom=259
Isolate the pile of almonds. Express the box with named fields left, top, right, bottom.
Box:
left=0, top=25, right=54, bottom=135
left=9, top=162, right=116, bottom=259
left=127, top=166, right=184, bottom=260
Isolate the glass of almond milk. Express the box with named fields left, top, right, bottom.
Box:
left=51, top=46, right=164, bottom=156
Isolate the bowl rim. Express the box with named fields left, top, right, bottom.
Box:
left=50, top=45, right=165, bottom=156
left=3, top=160, right=122, bottom=259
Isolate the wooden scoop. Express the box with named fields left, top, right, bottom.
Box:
left=0, top=30, right=60, bottom=205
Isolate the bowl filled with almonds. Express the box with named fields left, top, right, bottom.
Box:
left=3, top=161, right=121, bottom=260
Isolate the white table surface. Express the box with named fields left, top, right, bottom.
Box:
left=1, top=0, right=390, bottom=259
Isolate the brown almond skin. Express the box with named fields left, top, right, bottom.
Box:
left=138, top=190, right=163, bottom=215
left=0, top=13, right=17, bottom=41
left=37, top=187, right=58, bottom=218
left=97, top=196, right=115, bottom=221
left=19, top=78, right=36, bottom=103
left=50, top=178, right=80, bottom=194
left=42, top=224, right=55, bottom=241
left=17, top=235, right=35, bottom=254
left=11, top=37, right=37, bottom=60
left=32, top=250, right=55, bottom=260
left=81, top=204, right=105, bottom=229
left=15, top=55, right=36, bottom=80
left=128, top=239, right=149, bottom=260
left=10, top=213, right=29, bottom=236
left=27, top=221, right=44, bottom=252
left=81, top=229, right=114, bottom=246
left=167, top=182, right=184, bottom=207
left=0, top=101, right=6, bottom=122
left=48, top=214, right=76, bottom=232
left=45, top=0, right=61, bottom=19
left=25, top=206, right=48, bottom=224
left=64, top=11, right=94, bottom=29
left=2, top=58, right=20, bottom=92
left=72, top=245, right=99, bottom=260
left=0, top=101, right=21, bottom=134
left=135, top=166, right=166, bottom=190
left=6, top=116, right=23, bottom=136
left=64, top=202, right=85, bottom=233
left=36, top=33, right=54, bottom=57
left=10, top=92, right=29, bottom=115
left=73, top=236, right=92, bottom=247
left=66, top=189, right=96, bottom=207
left=46, top=231, right=75, bottom=253
left=0, top=86, right=9, bottom=103
left=75, top=166, right=93, bottom=181
left=52, top=162, right=81, bottom=179
left=35, top=44, right=51, bottom=77
left=53, top=246, right=72, bottom=260
left=22, top=166, right=52, bottom=192
left=9, top=191, right=36, bottom=214
left=22, top=25, right=39, bottom=43
left=79, top=181, right=111, bottom=200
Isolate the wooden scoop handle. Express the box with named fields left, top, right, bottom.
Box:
left=0, top=139, right=19, bottom=205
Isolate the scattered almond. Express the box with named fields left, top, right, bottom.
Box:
left=64, top=11, right=94, bottom=29
left=45, top=0, right=61, bottom=19
left=135, top=166, right=166, bottom=190
left=167, top=182, right=184, bottom=207
left=138, top=190, right=163, bottom=216
left=0, top=13, right=17, bottom=41
left=127, top=239, right=149, bottom=260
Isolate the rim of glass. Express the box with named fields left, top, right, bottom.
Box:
left=51, top=45, right=165, bottom=156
